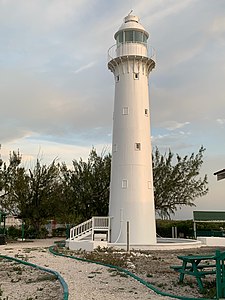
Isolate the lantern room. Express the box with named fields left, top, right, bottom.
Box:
left=113, top=14, right=150, bottom=58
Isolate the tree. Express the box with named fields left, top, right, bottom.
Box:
left=58, top=148, right=111, bottom=224
left=153, top=146, right=208, bottom=219
left=22, top=159, right=61, bottom=235
left=0, top=150, right=24, bottom=214
left=0, top=150, right=61, bottom=236
left=0, top=145, right=208, bottom=228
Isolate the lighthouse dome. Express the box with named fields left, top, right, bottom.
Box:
left=114, top=14, right=149, bottom=46
left=118, top=15, right=147, bottom=33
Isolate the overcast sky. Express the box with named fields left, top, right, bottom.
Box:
left=0, top=0, right=224, bottom=219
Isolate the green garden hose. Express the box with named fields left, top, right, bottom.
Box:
left=0, top=254, right=69, bottom=300
left=49, top=243, right=213, bottom=300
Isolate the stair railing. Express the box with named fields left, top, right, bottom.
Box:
left=70, top=216, right=111, bottom=241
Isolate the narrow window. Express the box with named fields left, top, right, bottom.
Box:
left=125, top=30, right=133, bottom=42
left=143, top=34, right=148, bottom=44
left=134, top=73, right=139, bottom=80
left=116, top=75, right=120, bottom=82
left=148, top=181, right=152, bottom=189
left=113, top=144, right=117, bottom=152
left=134, top=31, right=143, bottom=43
left=122, top=179, right=128, bottom=189
left=135, top=143, right=141, bottom=151
left=142, top=64, right=145, bottom=74
left=122, top=107, right=129, bottom=115
left=145, top=109, right=148, bottom=116
left=116, top=32, right=123, bottom=45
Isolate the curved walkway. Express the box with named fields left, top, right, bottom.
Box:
left=0, top=239, right=175, bottom=300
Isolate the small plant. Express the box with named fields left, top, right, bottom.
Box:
left=0, top=285, right=9, bottom=300
left=13, top=265, right=23, bottom=274
left=200, top=280, right=216, bottom=298
left=146, top=273, right=153, bottom=278
left=15, top=253, right=28, bottom=261
left=35, top=274, right=58, bottom=282
left=157, top=282, right=167, bottom=288
left=108, top=269, right=128, bottom=278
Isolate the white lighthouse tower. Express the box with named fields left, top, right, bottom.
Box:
left=108, top=14, right=156, bottom=245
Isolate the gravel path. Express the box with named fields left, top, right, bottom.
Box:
left=0, top=239, right=176, bottom=300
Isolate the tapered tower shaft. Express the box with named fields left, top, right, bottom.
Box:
left=108, top=14, right=156, bottom=245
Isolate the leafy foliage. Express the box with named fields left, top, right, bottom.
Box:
left=0, top=146, right=208, bottom=236
left=0, top=152, right=61, bottom=235
left=58, top=148, right=111, bottom=224
left=0, top=147, right=111, bottom=234
left=153, top=146, right=208, bottom=218
left=0, top=150, right=25, bottom=214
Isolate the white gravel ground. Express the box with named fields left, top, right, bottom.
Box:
left=0, top=239, right=176, bottom=300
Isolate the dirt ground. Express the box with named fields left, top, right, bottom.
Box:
left=64, top=245, right=224, bottom=299
left=0, top=257, right=63, bottom=300
left=0, top=240, right=224, bottom=299
left=129, top=247, right=219, bottom=299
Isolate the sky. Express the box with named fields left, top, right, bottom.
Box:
left=0, top=0, right=224, bottom=219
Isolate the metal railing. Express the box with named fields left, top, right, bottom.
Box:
left=70, top=216, right=110, bottom=241
left=108, top=42, right=156, bottom=62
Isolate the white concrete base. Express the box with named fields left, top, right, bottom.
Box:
left=66, top=239, right=108, bottom=251
left=109, top=238, right=202, bottom=250
left=197, top=236, right=225, bottom=247
left=67, top=238, right=202, bottom=251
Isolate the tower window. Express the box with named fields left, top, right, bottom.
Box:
left=134, top=73, right=139, bottom=80
left=122, top=179, right=128, bottom=189
left=135, top=143, right=141, bottom=151
left=122, top=107, right=129, bottom=115
left=125, top=31, right=133, bottom=42
left=113, top=144, right=117, bottom=152
left=145, top=109, right=148, bottom=116
left=116, top=32, right=123, bottom=45
left=116, top=75, right=120, bottom=82
left=148, top=181, right=152, bottom=189
left=134, top=31, right=143, bottom=42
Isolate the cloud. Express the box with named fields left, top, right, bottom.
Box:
left=0, top=0, right=90, bottom=32
left=151, top=131, right=193, bottom=152
left=210, top=16, right=225, bottom=37
left=216, top=119, right=225, bottom=125
left=159, top=121, right=190, bottom=131
left=72, top=61, right=97, bottom=74
left=0, top=68, right=112, bottom=145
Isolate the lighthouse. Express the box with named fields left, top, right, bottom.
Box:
left=108, top=14, right=156, bottom=245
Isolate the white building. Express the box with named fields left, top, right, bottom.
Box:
left=108, top=14, right=156, bottom=245
left=67, top=14, right=157, bottom=250
left=5, top=215, right=22, bottom=227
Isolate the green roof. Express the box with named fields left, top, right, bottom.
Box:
left=193, top=211, right=225, bottom=221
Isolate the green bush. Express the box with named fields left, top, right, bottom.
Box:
left=0, top=228, right=6, bottom=235
left=156, top=220, right=225, bottom=238
left=52, top=227, right=66, bottom=237
left=37, top=227, right=49, bottom=239
left=7, top=226, right=21, bottom=239
left=156, top=220, right=194, bottom=238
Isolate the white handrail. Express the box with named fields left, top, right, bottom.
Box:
left=70, top=218, right=92, bottom=240
left=70, top=216, right=111, bottom=240
left=108, top=43, right=156, bottom=62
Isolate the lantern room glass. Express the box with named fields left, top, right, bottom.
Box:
left=116, top=30, right=148, bottom=46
